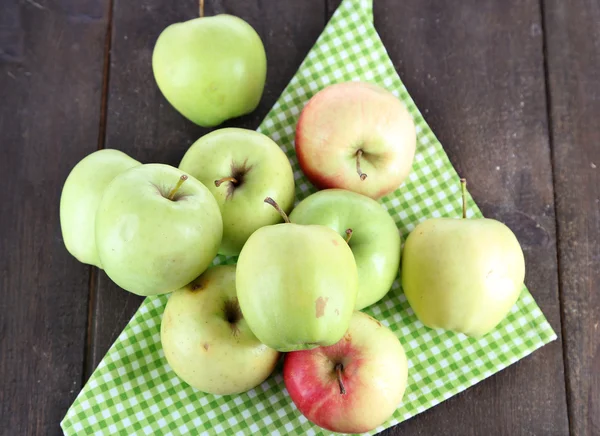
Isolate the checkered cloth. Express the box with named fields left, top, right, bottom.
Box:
left=61, top=0, right=556, bottom=434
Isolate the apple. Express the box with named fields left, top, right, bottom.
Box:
left=161, top=265, right=280, bottom=395
left=284, top=311, right=408, bottom=433
left=179, top=128, right=295, bottom=256
left=295, top=81, right=416, bottom=199
left=152, top=14, right=266, bottom=127
left=60, top=149, right=140, bottom=268
left=236, top=198, right=358, bottom=352
left=402, top=179, right=526, bottom=337
left=95, top=164, right=223, bottom=296
left=289, top=189, right=401, bottom=310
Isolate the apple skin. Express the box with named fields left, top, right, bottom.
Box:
left=284, top=311, right=408, bottom=434
left=161, top=265, right=280, bottom=395
left=402, top=217, right=525, bottom=337
left=152, top=15, right=266, bottom=127
left=295, top=81, right=416, bottom=200
left=95, top=164, right=223, bottom=296
left=289, top=189, right=401, bottom=310
left=179, top=128, right=295, bottom=256
left=236, top=222, right=358, bottom=352
left=60, top=149, right=140, bottom=268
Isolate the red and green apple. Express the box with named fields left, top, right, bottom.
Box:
left=295, top=81, right=416, bottom=199
left=284, top=311, right=408, bottom=433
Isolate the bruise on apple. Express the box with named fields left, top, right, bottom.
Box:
left=163, top=313, right=173, bottom=330
left=315, top=296, right=329, bottom=318
left=188, top=277, right=207, bottom=292
left=366, top=313, right=383, bottom=328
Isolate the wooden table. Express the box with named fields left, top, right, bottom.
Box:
left=1, top=1, right=598, bottom=434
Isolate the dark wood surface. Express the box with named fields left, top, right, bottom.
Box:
left=0, top=0, right=109, bottom=435
left=544, top=0, right=600, bottom=434
left=368, top=1, right=569, bottom=434
left=0, top=0, right=597, bottom=435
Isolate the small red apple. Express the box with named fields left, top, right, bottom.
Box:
left=283, top=311, right=408, bottom=433
left=295, top=81, right=416, bottom=200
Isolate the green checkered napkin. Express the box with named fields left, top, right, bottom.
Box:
left=62, top=0, right=556, bottom=434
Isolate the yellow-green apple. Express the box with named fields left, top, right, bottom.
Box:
left=152, top=15, right=266, bottom=127
left=290, top=189, right=400, bottom=310
left=284, top=311, right=408, bottom=433
left=295, top=81, right=416, bottom=200
left=236, top=198, right=358, bottom=352
left=179, top=128, right=295, bottom=256
left=60, top=149, right=140, bottom=268
left=95, top=164, right=222, bottom=296
left=402, top=179, right=526, bottom=337
left=161, top=265, right=280, bottom=395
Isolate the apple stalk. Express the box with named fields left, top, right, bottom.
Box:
left=345, top=228, right=353, bottom=244
left=167, top=175, right=188, bottom=200
left=335, top=363, right=346, bottom=394
left=264, top=197, right=290, bottom=223
left=214, top=176, right=238, bottom=187
left=355, top=149, right=368, bottom=181
left=199, top=0, right=204, bottom=18
left=460, top=178, right=467, bottom=219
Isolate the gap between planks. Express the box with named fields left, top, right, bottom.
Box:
left=83, top=0, right=115, bottom=383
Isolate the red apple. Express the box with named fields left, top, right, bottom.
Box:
left=283, top=311, right=408, bottom=433
left=295, top=81, right=416, bottom=199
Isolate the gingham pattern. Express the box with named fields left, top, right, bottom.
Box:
left=61, top=0, right=556, bottom=434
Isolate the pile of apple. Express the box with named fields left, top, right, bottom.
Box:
left=60, top=12, right=526, bottom=434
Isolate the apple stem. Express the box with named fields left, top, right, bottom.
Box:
left=214, top=176, right=238, bottom=187
left=167, top=175, right=188, bottom=200
left=199, top=0, right=204, bottom=17
left=356, top=149, right=368, bottom=181
left=345, top=228, right=353, bottom=244
left=264, top=197, right=290, bottom=223
left=335, top=363, right=346, bottom=395
left=460, top=178, right=467, bottom=219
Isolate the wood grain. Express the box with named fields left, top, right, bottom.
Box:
left=87, top=0, right=327, bottom=373
left=345, top=0, right=565, bottom=434
left=3, top=0, right=591, bottom=433
left=544, top=0, right=600, bottom=434
left=0, top=0, right=108, bottom=434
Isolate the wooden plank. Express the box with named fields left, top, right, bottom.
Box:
left=0, top=0, right=109, bottom=434
left=328, top=0, right=569, bottom=434
left=88, top=0, right=327, bottom=372
left=544, top=0, right=600, bottom=434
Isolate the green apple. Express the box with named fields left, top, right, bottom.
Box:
left=401, top=179, right=526, bottom=337
left=161, top=265, right=280, bottom=395
left=179, top=128, right=295, bottom=256
left=152, top=15, right=266, bottom=127
left=95, top=164, right=223, bottom=296
left=290, top=189, right=401, bottom=310
left=60, top=149, right=140, bottom=268
left=236, top=198, right=358, bottom=352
